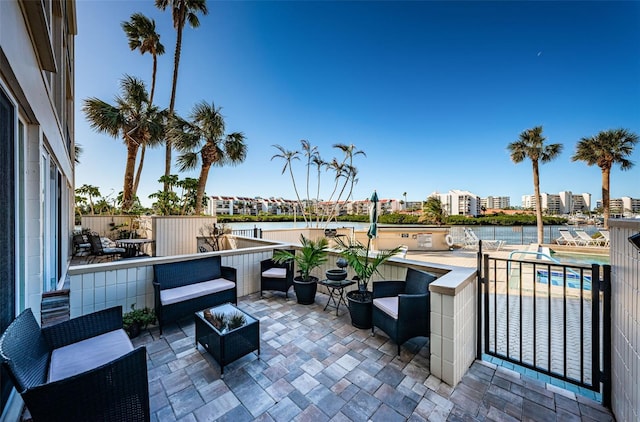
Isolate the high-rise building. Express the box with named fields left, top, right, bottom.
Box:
left=481, top=196, right=511, bottom=209
left=432, top=190, right=481, bottom=217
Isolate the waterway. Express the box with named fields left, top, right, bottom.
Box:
left=226, top=221, right=605, bottom=246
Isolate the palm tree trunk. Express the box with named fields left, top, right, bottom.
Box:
left=602, top=168, right=610, bottom=229
left=123, top=141, right=140, bottom=211
left=133, top=144, right=146, bottom=195
left=289, top=165, right=308, bottom=225
left=194, top=162, right=211, bottom=215
left=532, top=160, right=544, bottom=244
left=150, top=55, right=158, bottom=105
left=165, top=19, right=184, bottom=192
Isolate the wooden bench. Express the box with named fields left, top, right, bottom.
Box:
left=153, top=256, right=237, bottom=334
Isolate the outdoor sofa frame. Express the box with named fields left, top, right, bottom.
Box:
left=0, top=306, right=149, bottom=422
left=153, top=255, right=237, bottom=334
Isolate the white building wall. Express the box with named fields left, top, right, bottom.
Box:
left=609, top=219, right=640, bottom=422
left=1, top=0, right=76, bottom=316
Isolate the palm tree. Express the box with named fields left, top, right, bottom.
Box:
left=122, top=13, right=166, bottom=194
left=75, top=184, right=101, bottom=215
left=572, top=128, right=638, bottom=229
left=301, top=139, right=318, bottom=214
left=271, top=145, right=307, bottom=225
left=82, top=75, right=165, bottom=210
left=168, top=101, right=247, bottom=215
left=418, top=196, right=447, bottom=225
left=402, top=192, right=407, bottom=209
left=507, top=126, right=563, bottom=244
left=155, top=0, right=209, bottom=192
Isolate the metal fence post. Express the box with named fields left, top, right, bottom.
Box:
left=602, top=264, right=612, bottom=408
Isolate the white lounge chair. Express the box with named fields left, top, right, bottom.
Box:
left=463, top=228, right=505, bottom=250
left=574, top=229, right=604, bottom=246
left=555, top=228, right=585, bottom=246
left=598, top=229, right=610, bottom=247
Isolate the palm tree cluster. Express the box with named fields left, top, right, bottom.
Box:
left=271, top=141, right=365, bottom=227
left=81, top=0, right=247, bottom=214
left=508, top=126, right=637, bottom=241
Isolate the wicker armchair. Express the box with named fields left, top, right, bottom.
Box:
left=372, top=268, right=437, bottom=355
left=260, top=249, right=294, bottom=299
left=88, top=233, right=126, bottom=262
left=0, top=306, right=149, bottom=422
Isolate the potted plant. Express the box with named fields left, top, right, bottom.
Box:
left=123, top=304, right=156, bottom=338
left=334, top=237, right=401, bottom=328
left=273, top=234, right=329, bottom=304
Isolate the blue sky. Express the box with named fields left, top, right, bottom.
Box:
left=75, top=1, right=640, bottom=208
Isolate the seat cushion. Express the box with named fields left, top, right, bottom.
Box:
left=262, top=268, right=287, bottom=278
left=160, top=278, right=236, bottom=306
left=49, top=329, right=133, bottom=382
left=373, top=297, right=398, bottom=319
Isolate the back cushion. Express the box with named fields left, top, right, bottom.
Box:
left=0, top=309, right=50, bottom=390
left=405, top=268, right=437, bottom=295
left=154, top=256, right=222, bottom=289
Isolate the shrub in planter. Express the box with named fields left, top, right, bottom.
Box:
left=123, top=304, right=156, bottom=338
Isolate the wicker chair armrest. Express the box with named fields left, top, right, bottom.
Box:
left=397, top=293, right=429, bottom=321
left=42, top=306, right=123, bottom=350
left=221, top=266, right=237, bottom=283
left=23, top=347, right=149, bottom=422
left=372, top=281, right=406, bottom=299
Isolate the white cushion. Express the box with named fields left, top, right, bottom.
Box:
left=160, top=278, right=235, bottom=306
left=373, top=297, right=399, bottom=319
left=49, top=329, right=133, bottom=382
left=262, top=268, right=287, bottom=278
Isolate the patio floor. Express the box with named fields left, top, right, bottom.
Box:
left=130, top=292, right=613, bottom=421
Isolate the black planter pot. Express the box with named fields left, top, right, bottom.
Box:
left=346, top=290, right=373, bottom=329
left=293, top=276, right=318, bottom=305
left=125, top=322, right=141, bottom=338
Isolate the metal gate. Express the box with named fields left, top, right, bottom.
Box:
left=477, top=251, right=611, bottom=407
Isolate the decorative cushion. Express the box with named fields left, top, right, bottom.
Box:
left=373, top=297, right=398, bottom=319
left=160, top=278, right=236, bottom=306
left=104, top=247, right=126, bottom=253
left=49, top=329, right=133, bottom=382
left=262, top=268, right=287, bottom=278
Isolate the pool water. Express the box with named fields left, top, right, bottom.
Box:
left=550, top=252, right=609, bottom=266
left=536, top=270, right=592, bottom=290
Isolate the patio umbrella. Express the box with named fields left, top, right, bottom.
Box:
left=367, top=191, right=379, bottom=239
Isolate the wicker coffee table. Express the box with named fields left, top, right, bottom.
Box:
left=195, top=303, right=260, bottom=377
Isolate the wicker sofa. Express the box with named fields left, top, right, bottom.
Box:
left=153, top=255, right=237, bottom=334
left=0, top=306, right=149, bottom=422
left=371, top=268, right=437, bottom=355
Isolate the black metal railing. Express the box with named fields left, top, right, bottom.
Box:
left=478, top=252, right=611, bottom=404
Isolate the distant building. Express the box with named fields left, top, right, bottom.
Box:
left=522, top=191, right=591, bottom=214
left=432, top=190, right=481, bottom=217
left=597, top=197, right=640, bottom=216
left=481, top=196, right=511, bottom=209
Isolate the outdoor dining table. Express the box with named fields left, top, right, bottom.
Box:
left=115, top=238, right=155, bottom=258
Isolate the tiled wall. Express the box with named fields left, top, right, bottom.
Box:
left=609, top=219, right=640, bottom=422
left=68, top=248, right=275, bottom=318
left=430, top=268, right=477, bottom=386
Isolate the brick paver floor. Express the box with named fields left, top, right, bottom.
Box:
left=131, top=292, right=613, bottom=421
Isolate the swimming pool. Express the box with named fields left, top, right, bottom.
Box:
left=550, top=252, right=609, bottom=266
left=536, top=269, right=592, bottom=290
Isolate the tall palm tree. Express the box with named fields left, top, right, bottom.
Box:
left=155, top=0, right=208, bottom=192
left=82, top=75, right=165, bottom=211
left=122, top=13, right=166, bottom=194
left=168, top=101, right=247, bottom=215
left=507, top=126, right=563, bottom=244
left=271, top=145, right=307, bottom=225
left=572, top=128, right=638, bottom=229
